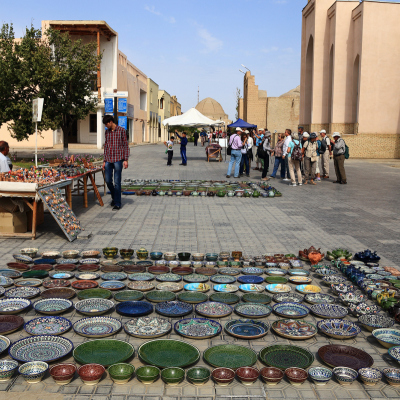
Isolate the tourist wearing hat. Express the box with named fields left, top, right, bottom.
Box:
left=246, top=130, right=254, bottom=170
left=331, top=132, right=347, bottom=184
left=301, top=132, right=319, bottom=185
left=286, top=132, right=303, bottom=186
left=226, top=127, right=243, bottom=178
left=282, top=129, right=292, bottom=181
left=319, top=130, right=331, bottom=179
left=261, top=131, right=272, bottom=180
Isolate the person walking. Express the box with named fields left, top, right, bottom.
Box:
left=193, top=130, right=199, bottom=146
left=332, top=132, right=347, bottom=184
left=200, top=129, right=207, bottom=146
left=300, top=132, right=309, bottom=177
left=261, top=131, right=272, bottom=181
left=102, top=115, right=130, bottom=211
left=270, top=133, right=285, bottom=179
left=287, top=133, right=303, bottom=186
left=302, top=132, right=319, bottom=185
left=0, top=141, right=11, bottom=173
left=282, top=129, right=292, bottom=181
left=246, top=130, right=253, bottom=170
left=239, top=132, right=249, bottom=177
left=319, top=129, right=331, bottom=179
left=226, top=128, right=243, bottom=178
left=164, top=136, right=174, bottom=166
left=253, top=129, right=264, bottom=171
left=175, top=131, right=188, bottom=165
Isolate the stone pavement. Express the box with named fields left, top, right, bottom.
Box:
left=0, top=144, right=399, bottom=400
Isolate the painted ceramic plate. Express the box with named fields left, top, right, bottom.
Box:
left=156, top=273, right=182, bottom=282
left=213, top=284, right=238, bottom=293
left=43, top=279, right=70, bottom=289
left=100, top=272, right=127, bottom=281
left=73, top=316, right=122, bottom=338
left=273, top=293, right=304, bottom=303
left=49, top=272, right=74, bottom=279
left=242, top=267, right=264, bottom=276
left=9, top=335, right=73, bottom=363
left=209, top=292, right=240, bottom=305
left=272, top=302, right=310, bottom=319
left=116, top=301, right=153, bottom=317
left=174, top=318, right=222, bottom=339
left=0, top=276, right=14, bottom=287
left=75, top=298, right=114, bottom=316
left=388, top=346, right=400, bottom=364
left=99, top=281, right=126, bottom=291
left=12, top=254, right=33, bottom=264
left=156, top=282, right=183, bottom=292
left=138, top=339, right=200, bottom=368
left=128, top=281, right=155, bottom=291
left=304, top=293, right=336, bottom=304
left=145, top=291, right=176, bottom=303
left=184, top=283, right=211, bottom=292
left=237, top=276, right=264, bottom=285
left=0, top=315, right=24, bottom=334
left=77, top=288, right=111, bottom=300
left=33, top=298, right=72, bottom=314
left=75, top=272, right=100, bottom=280
left=73, top=339, right=134, bottom=367
left=80, top=258, right=100, bottom=264
left=204, top=344, right=257, bottom=369
left=271, top=319, right=317, bottom=340
left=14, top=279, right=42, bottom=287
left=296, top=284, right=322, bottom=294
left=177, top=292, right=208, bottom=304
left=128, top=273, right=155, bottom=281
left=218, top=268, right=240, bottom=276
left=289, top=276, right=312, bottom=284
left=224, top=319, right=270, bottom=339
left=265, top=284, right=291, bottom=294
left=242, top=293, right=272, bottom=304
left=114, top=290, right=144, bottom=302
left=259, top=345, right=314, bottom=370
left=210, top=275, right=235, bottom=284
left=184, top=274, right=209, bottom=283
left=317, top=319, right=361, bottom=339
left=0, top=270, right=22, bottom=279
left=239, top=284, right=264, bottom=293
left=124, top=317, right=171, bottom=338
left=195, top=302, right=232, bottom=318
left=358, top=314, right=395, bottom=332
left=235, top=303, right=272, bottom=318
left=155, top=301, right=193, bottom=317
left=5, top=287, right=40, bottom=299
left=24, top=316, right=72, bottom=336
left=288, top=269, right=309, bottom=277
left=310, top=303, right=348, bottom=319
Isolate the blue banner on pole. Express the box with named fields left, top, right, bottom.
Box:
left=118, top=98, right=127, bottom=113
left=118, top=116, right=128, bottom=130
left=104, top=98, right=113, bottom=113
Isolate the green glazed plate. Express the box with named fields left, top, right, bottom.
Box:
left=265, top=276, right=288, bottom=284
left=73, top=339, right=135, bottom=367
left=259, top=344, right=314, bottom=370
left=203, top=344, right=257, bottom=369
left=177, top=292, right=208, bottom=304
left=138, top=339, right=200, bottom=368
left=145, top=291, right=176, bottom=303
left=77, top=288, right=112, bottom=300
left=114, top=290, right=144, bottom=302
left=242, top=293, right=272, bottom=304
left=209, top=292, right=240, bottom=305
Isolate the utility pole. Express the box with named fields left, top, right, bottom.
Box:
left=197, top=86, right=199, bottom=104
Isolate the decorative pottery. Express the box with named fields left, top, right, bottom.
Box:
left=358, top=367, right=382, bottom=386
left=49, top=271, right=74, bottom=279
left=81, top=250, right=100, bottom=258
left=271, top=319, right=317, bottom=340
left=31, top=264, right=53, bottom=271
left=318, top=344, right=374, bottom=370
left=211, top=275, right=236, bottom=284
left=101, top=272, right=127, bottom=281
left=0, top=336, right=10, bottom=355
left=272, top=302, right=310, bottom=319
left=192, top=253, right=205, bottom=261
left=273, top=293, right=304, bottom=303
left=239, top=284, right=264, bottom=293
left=288, top=276, right=312, bottom=284
left=99, top=281, right=126, bottom=291
left=136, top=247, right=149, bottom=260
left=265, top=276, right=288, bottom=284
left=196, top=267, right=217, bottom=276
left=128, top=281, right=155, bottom=291
left=0, top=269, right=22, bottom=279
left=148, top=266, right=170, bottom=275
left=178, top=291, right=208, bottom=304
left=43, top=279, right=70, bottom=289
left=212, top=367, right=235, bottom=386
left=75, top=272, right=100, bottom=280
left=20, top=248, right=38, bottom=258
left=304, top=293, right=335, bottom=304
left=259, top=345, right=314, bottom=370
left=209, top=292, right=240, bottom=305
left=0, top=298, right=31, bottom=314
left=195, top=302, right=232, bottom=318
left=6, top=263, right=29, bottom=272
left=296, top=284, right=322, bottom=294
left=349, top=302, right=380, bottom=317
left=0, top=276, right=15, bottom=287
left=102, top=247, right=118, bottom=260
left=358, top=314, right=395, bottom=332
left=372, top=328, right=400, bottom=348
left=114, top=290, right=144, bottom=302
left=116, top=301, right=153, bottom=317
left=73, top=316, right=122, bottom=338
left=155, top=282, right=182, bottom=292
left=55, top=258, right=76, bottom=265
left=136, top=365, right=160, bottom=384
left=157, top=273, right=182, bottom=282
left=224, top=319, right=270, bottom=339
left=310, top=303, right=348, bottom=319
left=235, top=303, right=272, bottom=318
left=161, top=366, right=185, bottom=386
left=10, top=335, right=73, bottom=362
left=339, top=291, right=365, bottom=305
left=184, top=283, right=210, bottom=292
left=5, top=287, right=40, bottom=299
left=78, top=363, right=105, bottom=385
left=119, top=249, right=134, bottom=261
left=266, top=268, right=286, bottom=276
left=0, top=315, right=24, bottom=335
left=218, top=268, right=240, bottom=276
left=242, top=267, right=263, bottom=276
left=383, top=368, right=400, bottom=386
left=138, top=339, right=200, bottom=368
left=108, top=363, right=135, bottom=384
left=12, top=254, right=33, bottom=264
left=24, top=316, right=72, bottom=336
left=174, top=318, right=222, bottom=339
left=265, top=284, right=291, bottom=294
left=186, top=366, right=211, bottom=386
left=177, top=252, right=191, bottom=261
left=331, top=283, right=355, bottom=295
left=260, top=367, right=284, bottom=385
left=333, top=367, right=358, bottom=385
left=388, top=346, right=400, bottom=364
left=237, top=276, right=263, bottom=285
left=75, top=298, right=114, bottom=316
left=164, top=252, right=177, bottom=261
left=322, top=275, right=346, bottom=285
left=236, top=366, right=259, bottom=385
left=317, top=319, right=361, bottom=339
left=213, top=284, right=238, bottom=293
left=0, top=359, right=19, bottom=381
left=150, top=251, right=163, bottom=260
left=77, top=288, right=111, bottom=300
left=285, top=367, right=308, bottom=386
left=204, top=344, right=257, bottom=369
left=19, top=361, right=48, bottom=384
left=205, top=253, right=219, bottom=261
left=308, top=366, right=332, bottom=386
left=123, top=316, right=171, bottom=338
left=128, top=272, right=155, bottom=281
left=145, top=290, right=176, bottom=303
left=40, top=288, right=76, bottom=301
left=155, top=301, right=192, bottom=317
left=74, top=339, right=134, bottom=367
left=49, top=363, right=77, bottom=385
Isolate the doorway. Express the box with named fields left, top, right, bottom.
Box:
left=68, top=119, right=78, bottom=143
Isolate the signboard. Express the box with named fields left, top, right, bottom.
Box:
left=118, top=98, right=127, bottom=113
left=32, top=98, right=44, bottom=122
left=104, top=98, right=113, bottom=113
left=118, top=116, right=128, bottom=130
left=127, top=104, right=134, bottom=118
left=104, top=91, right=128, bottom=98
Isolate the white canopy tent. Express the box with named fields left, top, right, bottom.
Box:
left=162, top=107, right=218, bottom=127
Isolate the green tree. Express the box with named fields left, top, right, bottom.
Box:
left=235, top=87, right=241, bottom=120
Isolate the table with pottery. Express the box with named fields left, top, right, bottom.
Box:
left=0, top=247, right=399, bottom=397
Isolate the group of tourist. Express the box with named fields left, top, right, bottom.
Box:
left=226, top=126, right=347, bottom=185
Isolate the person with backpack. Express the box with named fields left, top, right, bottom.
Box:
left=319, top=129, right=331, bottom=179
left=287, top=132, right=303, bottom=186
left=260, top=131, right=272, bottom=180
left=282, top=129, right=292, bottom=181
left=302, top=132, right=319, bottom=185
left=270, top=133, right=285, bottom=179
left=226, top=127, right=243, bottom=178
left=332, top=132, right=347, bottom=184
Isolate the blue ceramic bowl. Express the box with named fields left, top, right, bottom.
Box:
left=372, top=328, right=400, bottom=348
left=383, top=368, right=400, bottom=386
left=237, top=276, right=264, bottom=285
left=155, top=301, right=193, bottom=317
left=308, top=367, right=332, bottom=385
left=34, top=258, right=56, bottom=265
left=116, top=301, right=153, bottom=317
left=150, top=252, right=163, bottom=260
left=272, top=302, right=310, bottom=319
left=317, top=319, right=361, bottom=339
left=0, top=360, right=19, bottom=381
left=333, top=367, right=358, bottom=385
left=358, top=368, right=382, bottom=386
left=19, top=361, right=49, bottom=383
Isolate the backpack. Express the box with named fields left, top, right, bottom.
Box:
left=292, top=141, right=302, bottom=161
left=319, top=138, right=327, bottom=154
left=344, top=144, right=350, bottom=159
left=227, top=134, right=237, bottom=156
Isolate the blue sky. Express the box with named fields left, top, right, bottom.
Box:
left=3, top=0, right=306, bottom=120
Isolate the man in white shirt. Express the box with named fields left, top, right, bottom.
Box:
left=282, top=129, right=292, bottom=181
left=319, top=130, right=331, bottom=178
left=0, top=141, right=11, bottom=173
left=246, top=130, right=254, bottom=170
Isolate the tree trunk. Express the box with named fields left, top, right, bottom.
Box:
left=62, top=127, right=69, bottom=158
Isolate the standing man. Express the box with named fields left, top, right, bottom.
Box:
left=175, top=130, right=188, bottom=166
left=0, top=141, right=11, bottom=173
left=193, top=130, right=199, bottom=146
left=282, top=129, right=292, bottom=181
left=298, top=126, right=304, bottom=142
left=200, top=129, right=207, bottom=146
left=332, top=132, right=347, bottom=184
left=102, top=115, right=130, bottom=211
left=319, top=130, right=331, bottom=179
left=253, top=129, right=264, bottom=171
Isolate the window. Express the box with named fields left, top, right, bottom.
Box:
left=140, top=90, right=147, bottom=111
left=150, top=88, right=153, bottom=104
left=89, top=114, right=97, bottom=133
left=90, top=74, right=98, bottom=92
left=160, top=98, right=164, bottom=110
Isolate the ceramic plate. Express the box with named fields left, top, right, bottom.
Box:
left=242, top=293, right=272, bottom=304
left=272, top=302, right=310, bottom=319
left=24, top=316, right=72, bottom=336
left=73, top=316, right=122, bottom=337
left=155, top=301, right=192, bottom=317
left=99, top=281, right=126, bottom=291
left=304, top=293, right=336, bottom=304
left=0, top=315, right=24, bottom=334
left=184, top=283, right=210, bottom=292
left=14, top=279, right=42, bottom=287
left=239, top=284, right=264, bottom=293
left=318, top=344, right=373, bottom=370
left=128, top=273, right=155, bottom=281
left=209, top=292, right=240, bottom=305
left=100, top=272, right=127, bottom=281
left=204, top=344, right=257, bottom=369
left=9, top=335, right=73, bottom=362
left=210, top=275, right=236, bottom=284
left=75, top=298, right=114, bottom=316
left=289, top=276, right=312, bottom=284
left=49, top=272, right=74, bottom=279
left=12, top=254, right=33, bottom=264
left=75, top=272, right=100, bottom=280
left=33, top=298, right=72, bottom=314
left=184, top=274, right=209, bottom=283
left=174, top=318, right=222, bottom=339
left=138, top=339, right=200, bottom=368
left=358, top=314, right=395, bottom=332
left=310, top=304, right=348, bottom=319
left=80, top=258, right=100, bottom=264
left=156, top=273, right=182, bottom=282
left=224, top=319, right=270, bottom=339
left=177, top=292, right=208, bottom=304
left=195, top=302, right=232, bottom=318
left=235, top=303, right=272, bottom=318
left=114, top=290, right=144, bottom=302
left=218, top=268, right=240, bottom=276
left=128, top=281, right=155, bottom=291
left=58, top=259, right=78, bottom=265
left=156, top=282, right=183, bottom=292
left=0, top=270, right=22, bottom=279
left=77, top=288, right=111, bottom=300
left=272, top=293, right=304, bottom=303
left=265, top=284, right=291, bottom=294
left=0, top=276, right=14, bottom=287
left=288, top=269, right=309, bottom=277
left=259, top=344, right=314, bottom=370
left=145, top=291, right=176, bottom=303
left=237, top=276, right=263, bottom=285
left=5, top=287, right=40, bottom=299
left=242, top=267, right=264, bottom=276
left=213, top=284, right=238, bottom=293
left=317, top=319, right=361, bottom=339
left=43, top=279, right=70, bottom=289
left=116, top=301, right=153, bottom=317
left=271, top=319, right=317, bottom=340
left=124, top=316, right=171, bottom=338
left=73, top=339, right=134, bottom=367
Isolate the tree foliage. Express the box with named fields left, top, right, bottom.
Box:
left=235, top=87, right=241, bottom=120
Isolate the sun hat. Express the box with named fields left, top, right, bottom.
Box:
left=310, top=132, right=317, bottom=139
left=319, top=129, right=326, bottom=134
left=332, top=132, right=341, bottom=137
left=236, top=127, right=243, bottom=132
left=303, top=132, right=310, bottom=138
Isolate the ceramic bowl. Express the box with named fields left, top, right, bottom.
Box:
left=164, top=253, right=177, bottom=261
left=119, top=249, right=134, bottom=260
left=150, top=252, right=163, bottom=260
left=212, top=367, right=235, bottom=386
left=206, top=253, right=219, bottom=262
left=383, top=368, right=400, bottom=386
left=41, top=251, right=60, bottom=259
left=192, top=253, right=205, bottom=261
left=62, top=250, right=80, bottom=259
left=49, top=363, right=77, bottom=385
left=13, top=254, right=33, bottom=264
left=19, top=361, right=48, bottom=384
left=236, top=367, right=259, bottom=385
left=75, top=299, right=114, bottom=316
left=0, top=360, right=19, bottom=381
left=186, top=367, right=211, bottom=385
left=34, top=298, right=73, bottom=314
left=0, top=298, right=31, bottom=314
left=260, top=367, right=284, bottom=385
left=358, top=368, right=382, bottom=386
left=108, top=363, right=135, bottom=384
left=20, top=248, right=38, bottom=258
left=136, top=365, right=160, bottom=384
left=372, top=328, right=400, bottom=348
left=285, top=367, right=308, bottom=386
left=333, top=367, right=358, bottom=385
left=78, top=363, right=105, bottom=385
left=102, top=247, right=118, bottom=260
left=161, top=367, right=185, bottom=385
left=308, top=367, right=332, bottom=385
left=358, top=314, right=395, bottom=332
left=177, top=252, right=191, bottom=262
left=81, top=250, right=100, bottom=258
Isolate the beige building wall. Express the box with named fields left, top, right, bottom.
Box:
left=158, top=90, right=171, bottom=142
left=238, top=98, right=244, bottom=120
left=267, top=96, right=300, bottom=136
left=170, top=96, right=182, bottom=117
left=147, top=78, right=159, bottom=143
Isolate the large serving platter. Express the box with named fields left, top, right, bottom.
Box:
left=73, top=317, right=122, bottom=338
left=155, top=301, right=192, bottom=317
left=195, top=302, right=232, bottom=318
left=174, top=318, right=222, bottom=339
left=310, top=303, right=348, bottom=319
left=123, top=317, right=172, bottom=338
left=203, top=344, right=257, bottom=369
left=224, top=319, right=270, bottom=340
left=318, top=344, right=374, bottom=370
left=116, top=301, right=153, bottom=317
left=0, top=298, right=31, bottom=314
left=259, top=344, right=314, bottom=370
left=317, top=319, right=361, bottom=339
left=272, top=302, right=310, bottom=319
left=33, top=298, right=72, bottom=315
left=271, top=319, right=317, bottom=340
left=209, top=292, right=240, bottom=305
left=235, top=303, right=272, bottom=319
left=24, top=316, right=72, bottom=336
